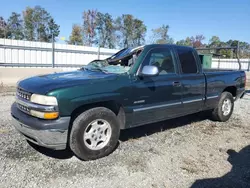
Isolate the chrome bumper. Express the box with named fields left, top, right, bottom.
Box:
left=11, top=103, right=70, bottom=150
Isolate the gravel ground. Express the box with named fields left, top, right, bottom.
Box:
left=0, top=92, right=250, bottom=188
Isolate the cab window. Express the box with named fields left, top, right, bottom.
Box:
left=176, top=47, right=198, bottom=74
left=142, top=48, right=176, bottom=75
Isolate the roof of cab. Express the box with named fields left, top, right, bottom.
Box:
left=144, top=44, right=194, bottom=50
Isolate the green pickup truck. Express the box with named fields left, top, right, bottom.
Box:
left=11, top=44, right=246, bottom=160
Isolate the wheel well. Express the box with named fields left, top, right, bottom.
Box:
left=223, top=86, right=237, bottom=97
left=70, top=101, right=126, bottom=129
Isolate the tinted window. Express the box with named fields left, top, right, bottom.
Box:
left=142, top=48, right=176, bottom=75
left=177, top=48, right=197, bottom=74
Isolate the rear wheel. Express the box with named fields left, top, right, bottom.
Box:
left=69, top=107, right=120, bottom=160
left=212, top=91, right=234, bottom=122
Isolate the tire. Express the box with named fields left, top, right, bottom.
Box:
left=212, top=91, right=234, bottom=122
left=69, top=107, right=120, bottom=160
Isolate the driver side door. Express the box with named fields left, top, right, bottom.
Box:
left=130, top=47, right=182, bottom=127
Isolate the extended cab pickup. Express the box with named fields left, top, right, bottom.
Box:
left=11, top=44, right=246, bottom=160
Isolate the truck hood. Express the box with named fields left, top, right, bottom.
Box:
left=18, top=70, right=118, bottom=94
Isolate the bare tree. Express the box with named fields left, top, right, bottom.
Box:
left=151, top=25, right=174, bottom=44
left=82, top=10, right=97, bottom=46
left=190, top=35, right=205, bottom=48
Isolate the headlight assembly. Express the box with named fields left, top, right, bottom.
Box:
left=30, top=94, right=58, bottom=106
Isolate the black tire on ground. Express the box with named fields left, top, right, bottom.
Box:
left=69, top=107, right=120, bottom=160
left=212, top=91, right=234, bottom=122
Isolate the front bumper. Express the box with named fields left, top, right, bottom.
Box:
left=11, top=103, right=70, bottom=150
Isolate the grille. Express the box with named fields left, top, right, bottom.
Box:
left=17, top=103, right=30, bottom=114
left=16, top=87, right=32, bottom=101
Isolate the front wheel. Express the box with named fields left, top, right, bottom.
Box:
left=212, top=91, right=234, bottom=122
left=69, top=107, right=120, bottom=160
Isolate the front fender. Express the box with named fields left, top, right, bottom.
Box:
left=57, top=92, right=122, bottom=116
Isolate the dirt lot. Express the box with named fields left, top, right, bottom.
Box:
left=0, top=91, right=250, bottom=188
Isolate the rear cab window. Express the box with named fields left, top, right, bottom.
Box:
left=176, top=47, right=198, bottom=74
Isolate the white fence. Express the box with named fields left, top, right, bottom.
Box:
left=0, top=39, right=118, bottom=67
left=212, top=58, right=250, bottom=71
left=0, top=39, right=250, bottom=71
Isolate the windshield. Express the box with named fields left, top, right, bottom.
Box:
left=82, top=46, right=144, bottom=74
left=108, top=48, right=134, bottom=60
left=83, top=59, right=130, bottom=74
left=108, top=45, right=144, bottom=61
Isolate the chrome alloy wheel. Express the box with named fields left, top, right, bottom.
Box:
left=222, top=99, right=232, bottom=116
left=83, top=119, right=112, bottom=150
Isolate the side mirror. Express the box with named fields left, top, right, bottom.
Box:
left=140, top=65, right=159, bottom=77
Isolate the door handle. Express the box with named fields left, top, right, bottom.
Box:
left=173, top=81, right=181, bottom=87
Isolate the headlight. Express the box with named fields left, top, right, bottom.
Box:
left=30, top=94, right=58, bottom=106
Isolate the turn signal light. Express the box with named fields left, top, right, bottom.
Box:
left=44, top=112, right=59, bottom=119
left=30, top=110, right=59, bottom=120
